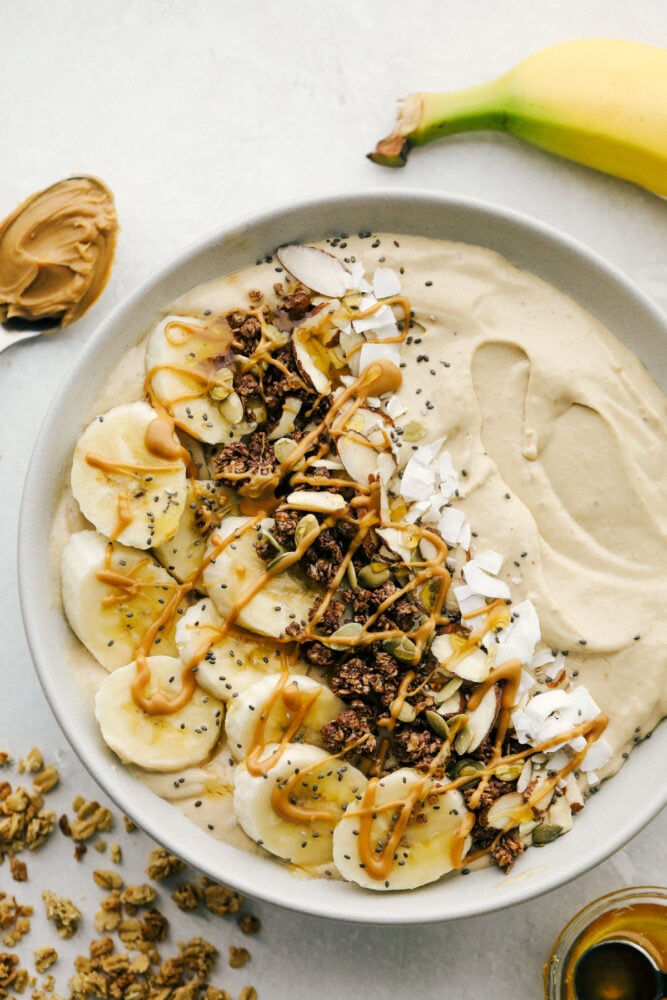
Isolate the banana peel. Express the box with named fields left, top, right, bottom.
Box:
left=369, top=38, right=667, bottom=196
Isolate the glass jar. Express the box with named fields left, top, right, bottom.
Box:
left=544, top=885, right=667, bottom=999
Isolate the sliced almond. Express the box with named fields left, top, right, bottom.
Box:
left=292, top=331, right=331, bottom=394
left=483, top=792, right=534, bottom=830
left=268, top=396, right=302, bottom=441
left=466, top=684, right=500, bottom=752
left=286, top=490, right=347, bottom=513
left=276, top=244, right=350, bottom=298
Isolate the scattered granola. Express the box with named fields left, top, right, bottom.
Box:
left=0, top=748, right=261, bottom=1000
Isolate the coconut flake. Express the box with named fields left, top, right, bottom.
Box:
left=453, top=583, right=486, bottom=616
left=438, top=506, right=466, bottom=546
left=492, top=600, right=541, bottom=665
left=352, top=302, right=396, bottom=335
left=372, top=266, right=401, bottom=299
left=462, top=560, right=511, bottom=600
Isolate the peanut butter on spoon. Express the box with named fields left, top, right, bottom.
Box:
left=0, top=175, right=118, bottom=326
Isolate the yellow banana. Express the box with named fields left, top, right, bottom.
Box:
left=369, top=38, right=667, bottom=195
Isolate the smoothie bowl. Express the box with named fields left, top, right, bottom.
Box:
left=18, top=191, right=667, bottom=923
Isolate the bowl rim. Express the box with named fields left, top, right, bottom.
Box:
left=18, top=187, right=667, bottom=924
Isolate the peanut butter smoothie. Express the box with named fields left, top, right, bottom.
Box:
left=55, top=232, right=667, bottom=891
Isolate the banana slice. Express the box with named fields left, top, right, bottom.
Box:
left=61, top=529, right=183, bottom=671
left=153, top=479, right=231, bottom=582
left=225, top=674, right=345, bottom=763
left=202, top=516, right=320, bottom=639
left=333, top=768, right=473, bottom=890
left=145, top=314, right=255, bottom=445
left=176, top=599, right=307, bottom=701
left=95, top=655, right=224, bottom=771
left=71, top=400, right=188, bottom=550
left=233, top=742, right=367, bottom=867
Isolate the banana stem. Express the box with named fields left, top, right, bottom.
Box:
left=369, top=77, right=507, bottom=166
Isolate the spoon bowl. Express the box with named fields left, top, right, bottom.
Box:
left=573, top=940, right=667, bottom=1000
left=0, top=317, right=61, bottom=353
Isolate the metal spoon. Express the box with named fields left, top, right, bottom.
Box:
left=573, top=939, right=667, bottom=1000
left=0, top=317, right=61, bottom=353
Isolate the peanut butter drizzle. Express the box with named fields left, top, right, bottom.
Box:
left=111, top=491, right=133, bottom=541
left=85, top=453, right=183, bottom=478
left=245, top=671, right=322, bottom=776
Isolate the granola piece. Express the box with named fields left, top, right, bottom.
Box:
left=110, top=843, right=122, bottom=864
left=93, top=870, right=124, bottom=891
left=237, top=915, right=261, bottom=936
left=490, top=830, right=525, bottom=873
left=171, top=883, right=201, bottom=912
left=392, top=725, right=444, bottom=768
left=201, top=880, right=243, bottom=917
left=0, top=754, right=10, bottom=769
left=239, top=988, right=258, bottom=1000
left=18, top=748, right=43, bottom=774
left=43, top=890, right=82, bottom=939
left=123, top=816, right=137, bottom=833
left=278, top=288, right=311, bottom=321
left=145, top=848, right=186, bottom=882
left=214, top=431, right=275, bottom=490
left=228, top=946, right=250, bottom=969
left=0, top=953, right=21, bottom=999
left=140, top=909, right=169, bottom=943
left=119, top=885, right=156, bottom=913
left=202, top=988, right=231, bottom=1000
left=9, top=857, right=27, bottom=882
left=321, top=705, right=378, bottom=757
left=32, top=766, right=59, bottom=795
left=329, top=654, right=399, bottom=703
left=33, top=947, right=58, bottom=974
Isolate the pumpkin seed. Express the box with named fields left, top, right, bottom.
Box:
left=432, top=676, right=463, bottom=704
left=295, top=513, right=319, bottom=546
left=425, top=710, right=450, bottom=738
left=449, top=757, right=484, bottom=779
left=382, top=635, right=418, bottom=663
left=327, top=622, right=364, bottom=646
left=493, top=762, right=524, bottom=783
left=266, top=551, right=294, bottom=574
left=421, top=577, right=442, bottom=612
left=453, top=723, right=474, bottom=755
left=532, top=823, right=563, bottom=846
left=357, top=563, right=390, bottom=589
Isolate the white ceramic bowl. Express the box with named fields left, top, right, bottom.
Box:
left=18, top=190, right=667, bottom=924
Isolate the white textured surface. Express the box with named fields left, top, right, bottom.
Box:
left=1, top=2, right=666, bottom=997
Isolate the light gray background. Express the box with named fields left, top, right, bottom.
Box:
left=2, top=3, right=666, bottom=997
